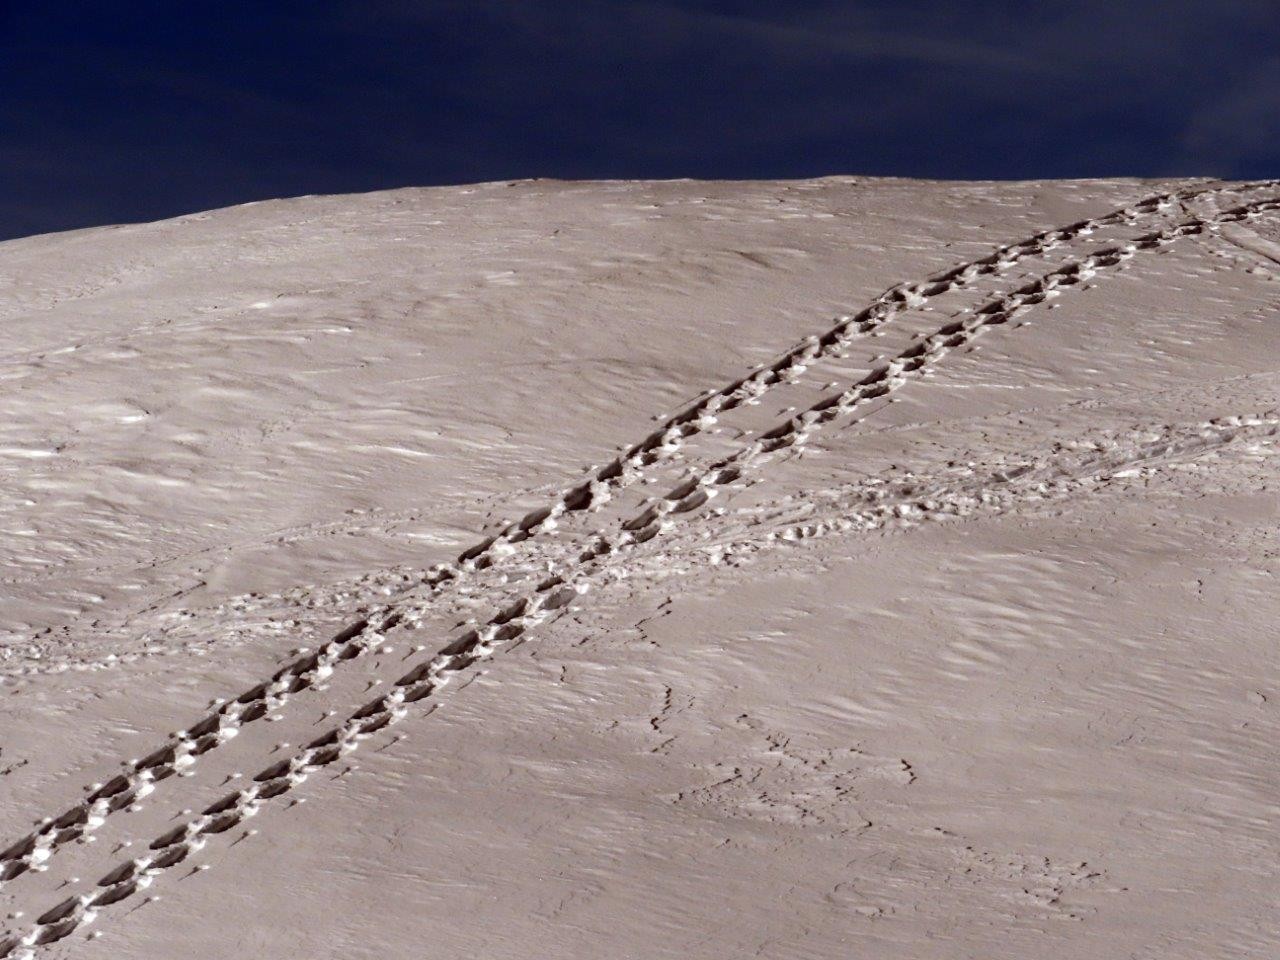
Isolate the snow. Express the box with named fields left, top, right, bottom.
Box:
left=1, top=176, right=1279, bottom=958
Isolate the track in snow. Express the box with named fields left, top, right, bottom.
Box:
left=2, top=182, right=1279, bottom=955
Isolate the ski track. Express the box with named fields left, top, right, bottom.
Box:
left=602, top=416, right=1278, bottom=596
left=2, top=184, right=1279, bottom=955
left=718, top=415, right=1280, bottom=551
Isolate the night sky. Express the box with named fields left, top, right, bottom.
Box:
left=3, top=1, right=1278, bottom=240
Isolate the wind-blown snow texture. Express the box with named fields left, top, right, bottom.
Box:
left=1, top=177, right=1279, bottom=959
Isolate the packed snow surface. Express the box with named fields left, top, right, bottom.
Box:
left=1, top=176, right=1279, bottom=958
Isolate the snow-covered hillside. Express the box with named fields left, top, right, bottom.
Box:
left=2, top=177, right=1278, bottom=958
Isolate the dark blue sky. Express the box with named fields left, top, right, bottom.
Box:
left=2, top=1, right=1278, bottom=240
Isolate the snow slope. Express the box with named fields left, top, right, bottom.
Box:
left=1, top=177, right=1278, bottom=958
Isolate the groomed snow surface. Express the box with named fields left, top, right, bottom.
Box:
left=1, top=176, right=1278, bottom=958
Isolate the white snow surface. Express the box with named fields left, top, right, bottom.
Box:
left=1, top=176, right=1279, bottom=958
